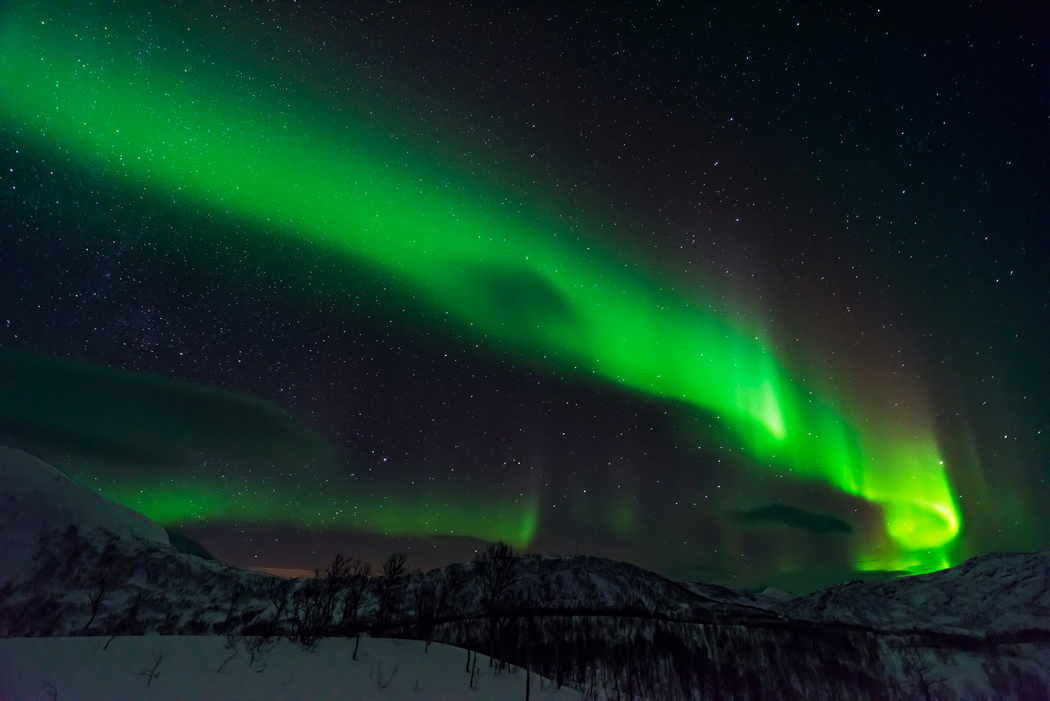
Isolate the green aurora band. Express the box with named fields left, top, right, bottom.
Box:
left=99, top=479, right=540, bottom=551
left=0, top=3, right=959, bottom=572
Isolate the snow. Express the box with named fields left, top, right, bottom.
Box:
left=3, top=445, right=1050, bottom=699
left=776, top=550, right=1050, bottom=635
left=757, top=586, right=797, bottom=603
left=499, top=554, right=782, bottom=623
left=0, top=635, right=581, bottom=700
left=0, top=446, right=169, bottom=584
left=674, top=578, right=794, bottom=612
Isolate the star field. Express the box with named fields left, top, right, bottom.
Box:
left=0, top=1, right=1047, bottom=592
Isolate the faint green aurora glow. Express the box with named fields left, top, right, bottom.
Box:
left=0, top=4, right=958, bottom=571
left=97, top=479, right=540, bottom=550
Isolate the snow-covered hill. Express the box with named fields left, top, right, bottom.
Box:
left=775, top=550, right=1050, bottom=636
left=675, top=578, right=796, bottom=612
left=0, top=446, right=169, bottom=584
left=461, top=553, right=785, bottom=624
left=2, top=446, right=1050, bottom=700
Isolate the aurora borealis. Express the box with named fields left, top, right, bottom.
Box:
left=1, top=2, right=1047, bottom=591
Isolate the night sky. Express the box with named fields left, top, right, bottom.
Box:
left=1, top=1, right=1047, bottom=593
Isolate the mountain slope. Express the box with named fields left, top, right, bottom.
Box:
left=675, top=578, right=796, bottom=612
left=0, top=446, right=169, bottom=583
left=776, top=550, right=1050, bottom=635
left=2, top=446, right=1049, bottom=700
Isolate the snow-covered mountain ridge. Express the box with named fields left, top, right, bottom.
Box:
left=3, top=446, right=1050, bottom=699
left=5, top=444, right=1047, bottom=640
left=775, top=550, right=1050, bottom=636
left=675, top=578, right=797, bottom=612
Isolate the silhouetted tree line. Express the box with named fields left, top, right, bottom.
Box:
left=4, top=527, right=1050, bottom=699
left=428, top=611, right=896, bottom=700
left=206, top=541, right=904, bottom=698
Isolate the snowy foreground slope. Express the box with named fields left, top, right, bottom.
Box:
left=2, top=446, right=1050, bottom=700
left=0, top=636, right=579, bottom=701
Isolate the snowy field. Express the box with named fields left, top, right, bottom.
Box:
left=0, top=635, right=581, bottom=700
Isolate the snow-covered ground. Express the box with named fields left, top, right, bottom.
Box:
left=0, top=635, right=579, bottom=700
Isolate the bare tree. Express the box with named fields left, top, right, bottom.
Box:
left=244, top=633, right=278, bottom=667
left=338, top=559, right=372, bottom=625
left=282, top=554, right=362, bottom=647
left=221, top=584, right=246, bottom=636
left=472, top=650, right=481, bottom=689
left=137, top=651, right=163, bottom=687
left=373, top=661, right=398, bottom=690
left=266, top=578, right=292, bottom=636
left=413, top=578, right=438, bottom=651
left=318, top=553, right=353, bottom=628
left=116, top=588, right=151, bottom=634
left=216, top=647, right=239, bottom=674
left=899, top=648, right=945, bottom=701
left=374, top=553, right=407, bottom=636
left=525, top=641, right=532, bottom=701
left=524, top=614, right=537, bottom=701
left=336, top=558, right=372, bottom=660
left=83, top=541, right=136, bottom=632
left=440, top=566, right=466, bottom=618
left=289, top=582, right=325, bottom=649
left=474, top=541, right=520, bottom=665
left=382, top=552, right=408, bottom=579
